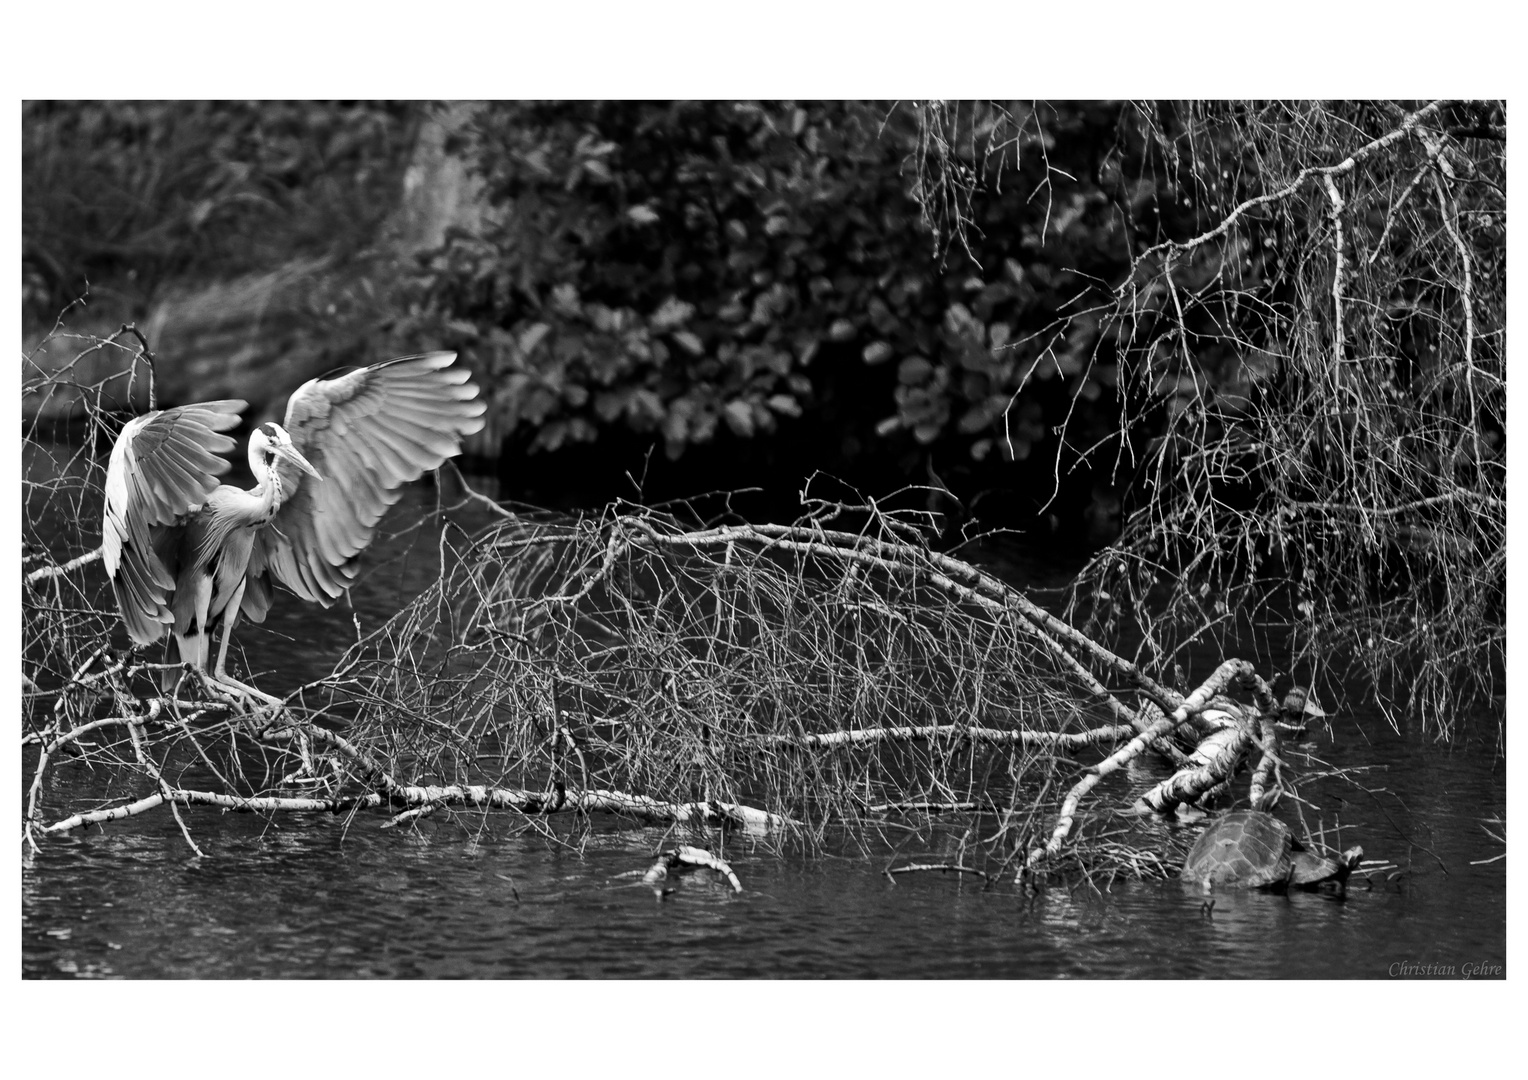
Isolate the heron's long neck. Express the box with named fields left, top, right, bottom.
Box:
left=252, top=460, right=288, bottom=521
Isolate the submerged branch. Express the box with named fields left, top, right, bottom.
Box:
left=42, top=782, right=792, bottom=836
left=887, top=862, right=990, bottom=883
left=642, top=846, right=744, bottom=892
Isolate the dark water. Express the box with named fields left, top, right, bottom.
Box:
left=21, top=744, right=1506, bottom=980
left=21, top=481, right=1507, bottom=979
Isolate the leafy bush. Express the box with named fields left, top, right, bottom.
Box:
left=401, top=102, right=1156, bottom=519
left=407, top=104, right=884, bottom=459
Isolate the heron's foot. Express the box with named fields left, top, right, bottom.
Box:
left=197, top=669, right=283, bottom=718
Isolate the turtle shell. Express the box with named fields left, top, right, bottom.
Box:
left=1182, top=810, right=1293, bottom=889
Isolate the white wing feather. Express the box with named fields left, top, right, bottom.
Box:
left=248, top=352, right=486, bottom=607
left=102, top=400, right=247, bottom=644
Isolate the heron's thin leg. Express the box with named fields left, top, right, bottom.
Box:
left=212, top=580, right=243, bottom=684
left=208, top=579, right=281, bottom=709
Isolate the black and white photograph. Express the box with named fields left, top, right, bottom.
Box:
left=15, top=38, right=1508, bottom=1026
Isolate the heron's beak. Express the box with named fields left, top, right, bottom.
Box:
left=1302, top=695, right=1327, bottom=720
left=279, top=444, right=324, bottom=482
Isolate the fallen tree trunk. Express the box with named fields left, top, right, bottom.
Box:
left=40, top=778, right=791, bottom=838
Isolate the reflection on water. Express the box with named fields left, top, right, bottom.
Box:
left=20, top=784, right=1508, bottom=979
left=21, top=480, right=1507, bottom=979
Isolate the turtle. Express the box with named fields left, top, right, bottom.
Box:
left=1182, top=810, right=1363, bottom=893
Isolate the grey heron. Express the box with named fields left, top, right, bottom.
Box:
left=102, top=350, right=487, bottom=704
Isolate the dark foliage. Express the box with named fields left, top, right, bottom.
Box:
left=397, top=102, right=1156, bottom=535
left=22, top=101, right=421, bottom=322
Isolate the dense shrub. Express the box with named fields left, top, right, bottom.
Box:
left=400, top=101, right=1164, bottom=529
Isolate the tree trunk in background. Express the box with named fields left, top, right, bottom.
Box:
left=390, top=102, right=487, bottom=255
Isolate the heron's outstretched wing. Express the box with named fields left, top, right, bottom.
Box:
left=102, top=400, right=247, bottom=644
left=247, top=352, right=486, bottom=607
